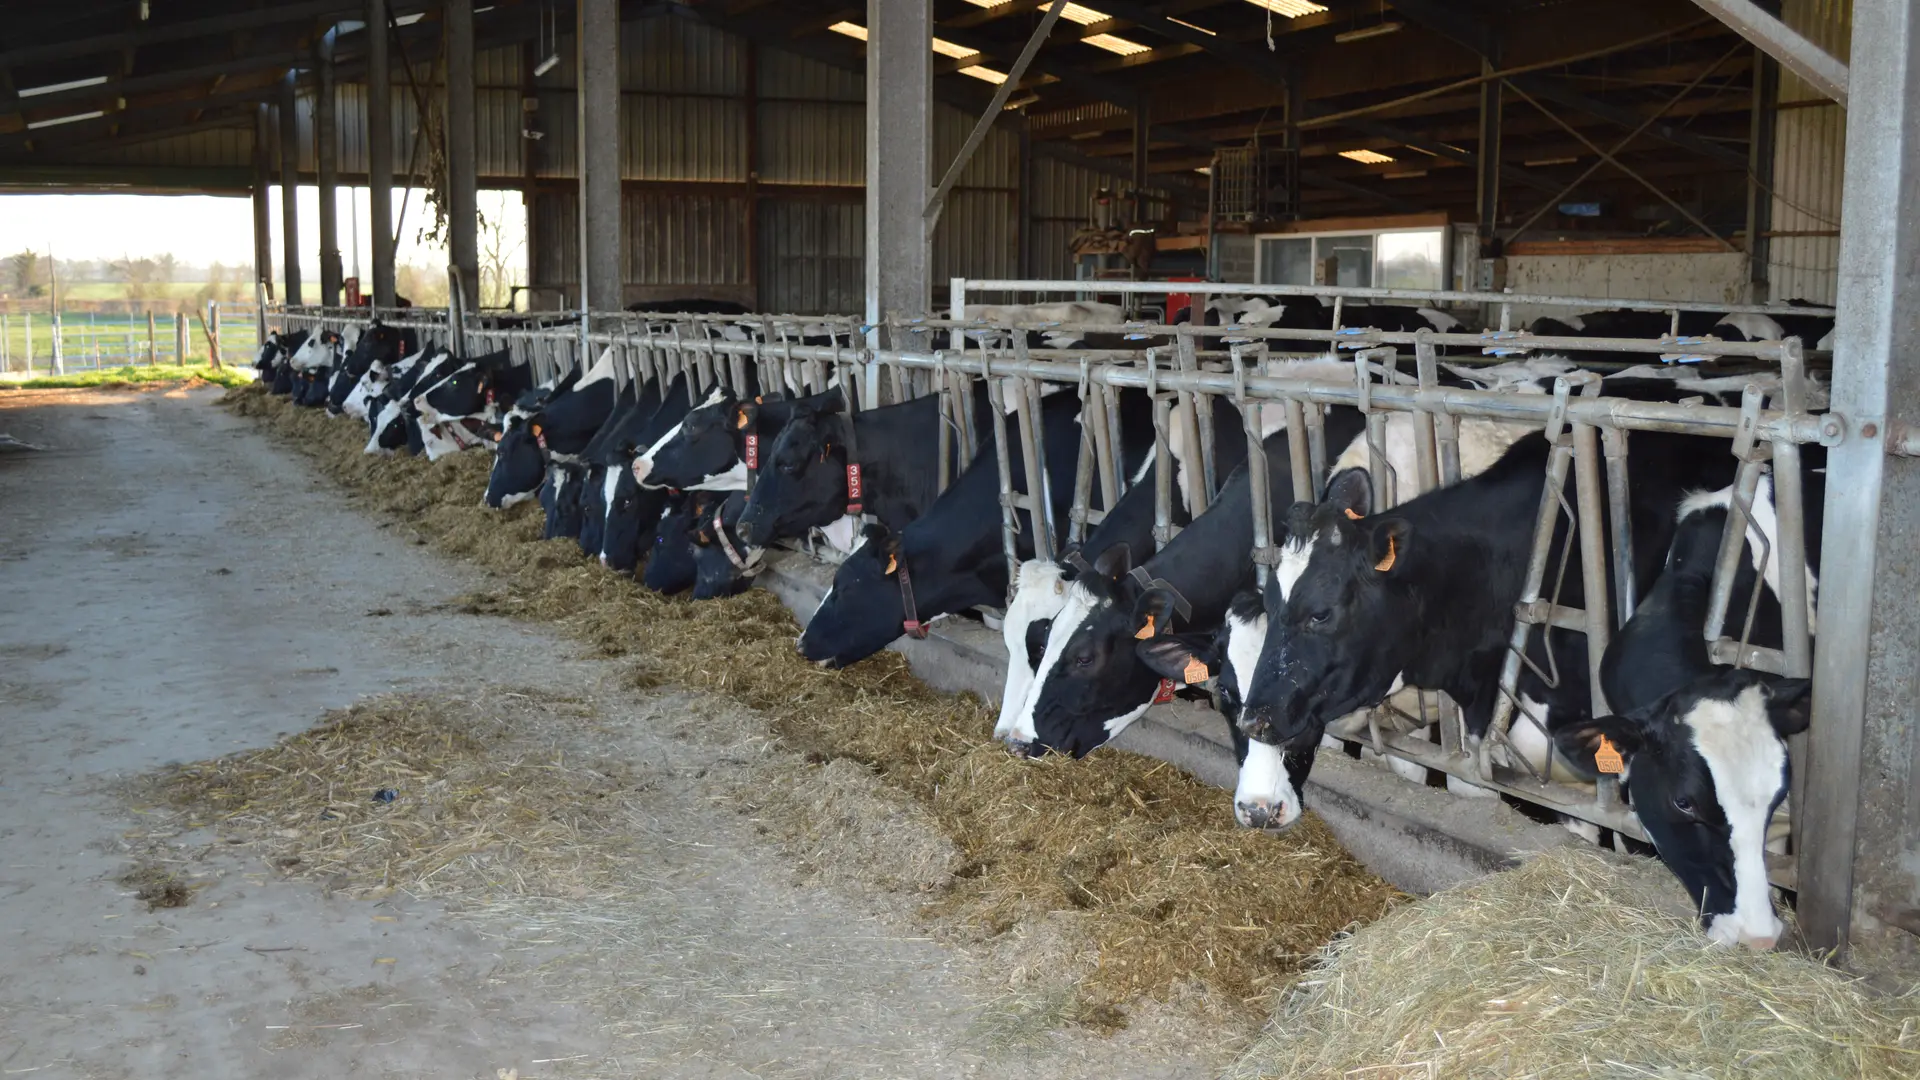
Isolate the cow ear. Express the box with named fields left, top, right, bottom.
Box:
left=1368, top=517, right=1411, bottom=574
left=1325, top=467, right=1372, bottom=520
left=1760, top=676, right=1813, bottom=737
left=1093, top=542, right=1132, bottom=581
left=1131, top=587, right=1178, bottom=640
left=1136, top=632, right=1216, bottom=686
left=1552, top=714, right=1650, bottom=775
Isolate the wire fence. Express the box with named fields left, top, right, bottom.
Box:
left=0, top=303, right=263, bottom=374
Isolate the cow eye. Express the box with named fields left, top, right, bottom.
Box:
left=1073, top=652, right=1095, bottom=668
left=1308, top=609, right=1332, bottom=628
left=1673, top=795, right=1697, bottom=816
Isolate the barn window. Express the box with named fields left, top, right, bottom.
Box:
left=1253, top=226, right=1448, bottom=291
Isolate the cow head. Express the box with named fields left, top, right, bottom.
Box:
left=577, top=463, right=609, bottom=560
left=691, top=491, right=761, bottom=599
left=636, top=386, right=751, bottom=491
left=993, top=559, right=1072, bottom=744
left=1001, top=544, right=1175, bottom=759
left=799, top=524, right=907, bottom=667
left=1138, top=591, right=1318, bottom=831
left=1554, top=669, right=1809, bottom=950
left=1238, top=468, right=1411, bottom=748
left=642, top=491, right=709, bottom=594
left=485, top=418, right=545, bottom=508
left=734, top=399, right=848, bottom=547
left=599, top=460, right=669, bottom=574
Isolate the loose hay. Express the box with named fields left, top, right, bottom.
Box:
left=216, top=384, right=1403, bottom=1017
left=1229, top=845, right=1920, bottom=1080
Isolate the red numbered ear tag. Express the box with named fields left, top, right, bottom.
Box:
left=744, top=433, right=759, bottom=469
left=845, top=463, right=864, bottom=515
left=1152, top=678, right=1176, bottom=705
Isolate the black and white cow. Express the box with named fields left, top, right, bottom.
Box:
left=631, top=379, right=845, bottom=496
left=327, top=323, right=413, bottom=417
left=1211, top=295, right=1469, bottom=354
left=288, top=327, right=353, bottom=408
left=574, top=381, right=649, bottom=560
left=484, top=348, right=618, bottom=510
left=259, top=329, right=309, bottom=395
left=797, top=386, right=1089, bottom=667
left=598, top=373, right=700, bottom=573
left=365, top=346, right=458, bottom=454
left=688, top=490, right=762, bottom=599
left=1231, top=426, right=1744, bottom=818
left=734, top=382, right=993, bottom=552
left=414, top=349, right=538, bottom=459
left=642, top=489, right=724, bottom=595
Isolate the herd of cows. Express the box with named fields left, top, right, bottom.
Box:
left=255, top=293, right=1831, bottom=952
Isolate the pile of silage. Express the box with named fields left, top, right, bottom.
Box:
left=1229, top=845, right=1920, bottom=1080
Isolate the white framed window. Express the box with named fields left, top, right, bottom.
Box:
left=1254, top=225, right=1450, bottom=291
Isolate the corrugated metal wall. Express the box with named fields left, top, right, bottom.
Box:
left=1767, top=0, right=1850, bottom=304
left=626, top=188, right=752, bottom=302
left=759, top=198, right=863, bottom=314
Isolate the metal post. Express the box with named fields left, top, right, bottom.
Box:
left=252, top=104, right=274, bottom=303
left=445, top=0, right=479, bottom=312
left=1475, top=56, right=1502, bottom=255
left=987, top=367, right=1022, bottom=595
left=578, top=0, right=622, bottom=314
left=1176, top=331, right=1217, bottom=503
left=1800, top=0, right=1919, bottom=952
left=1745, top=43, right=1778, bottom=302
left=316, top=31, right=342, bottom=307
left=279, top=76, right=303, bottom=307
left=1571, top=420, right=1613, bottom=715
left=22, top=313, right=30, bottom=374
left=1602, top=425, right=1638, bottom=621
left=255, top=279, right=268, bottom=347
left=366, top=0, right=396, bottom=308
left=1412, top=335, right=1442, bottom=493
left=864, top=0, right=932, bottom=351
left=1, top=313, right=8, bottom=372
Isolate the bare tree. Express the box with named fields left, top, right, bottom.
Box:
left=476, top=210, right=523, bottom=310
left=6, top=250, right=44, bottom=297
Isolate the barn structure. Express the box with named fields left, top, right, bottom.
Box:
left=2, top=0, right=1912, bottom=968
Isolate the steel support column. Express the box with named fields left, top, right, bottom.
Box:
left=278, top=74, right=302, bottom=306
left=577, top=0, right=622, bottom=313
left=1132, top=102, right=1149, bottom=232
left=864, top=0, right=932, bottom=349
left=445, top=0, right=479, bottom=311
left=1745, top=38, right=1778, bottom=302
left=1800, top=0, right=1920, bottom=960
left=316, top=30, right=342, bottom=307
left=368, top=0, right=396, bottom=308
left=1475, top=57, right=1502, bottom=254
left=252, top=103, right=274, bottom=301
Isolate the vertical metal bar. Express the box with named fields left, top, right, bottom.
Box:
left=1602, top=425, right=1637, bottom=622
left=1571, top=420, right=1613, bottom=715
left=368, top=0, right=395, bottom=308
left=1702, top=453, right=1767, bottom=646
left=445, top=0, right=479, bottom=312
left=1151, top=391, right=1175, bottom=551
left=1177, top=331, right=1217, bottom=501
left=146, top=311, right=157, bottom=366
left=1016, top=375, right=1055, bottom=561
left=1284, top=397, right=1312, bottom=500
left=1773, top=340, right=1815, bottom=680
left=278, top=78, right=302, bottom=307
left=1412, top=334, right=1442, bottom=495
left=252, top=104, right=275, bottom=304
left=1090, top=378, right=1120, bottom=510
left=316, top=30, right=342, bottom=307
left=1304, top=400, right=1328, bottom=500
left=1481, top=379, right=1577, bottom=780
left=987, top=366, right=1022, bottom=596
left=1070, top=392, right=1097, bottom=546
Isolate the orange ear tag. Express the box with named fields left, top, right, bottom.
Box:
left=531, top=423, right=543, bottom=437
left=1134, top=613, right=1157, bottom=640
left=885, top=553, right=898, bottom=574
left=1374, top=534, right=1397, bottom=572
left=736, top=409, right=750, bottom=429
left=1594, top=735, right=1625, bottom=775
left=1344, top=507, right=1364, bottom=520
left=1182, top=657, right=1210, bottom=685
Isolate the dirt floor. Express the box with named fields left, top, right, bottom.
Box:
left=0, top=386, right=1233, bottom=1079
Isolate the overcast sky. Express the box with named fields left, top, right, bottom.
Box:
left=0, top=188, right=525, bottom=281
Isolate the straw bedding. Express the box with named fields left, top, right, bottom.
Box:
left=1229, top=845, right=1920, bottom=1079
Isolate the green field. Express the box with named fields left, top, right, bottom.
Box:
left=1, top=306, right=260, bottom=373
left=0, top=364, right=253, bottom=390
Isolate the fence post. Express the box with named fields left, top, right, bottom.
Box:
left=50, top=310, right=64, bottom=375
left=206, top=301, right=223, bottom=369
left=1, top=313, right=8, bottom=372
left=175, top=312, right=188, bottom=367
left=22, top=312, right=31, bottom=374
left=147, top=310, right=158, bottom=366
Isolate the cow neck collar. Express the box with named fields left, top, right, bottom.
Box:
left=712, top=504, right=761, bottom=574
left=897, top=554, right=928, bottom=639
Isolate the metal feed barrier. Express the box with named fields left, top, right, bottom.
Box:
left=269, top=276, right=1833, bottom=891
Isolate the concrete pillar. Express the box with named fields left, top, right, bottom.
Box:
left=252, top=103, right=274, bottom=301
left=864, top=0, right=932, bottom=336
left=445, top=0, right=479, bottom=311
left=577, top=0, right=623, bottom=313
left=316, top=31, right=342, bottom=307
left=279, top=74, right=303, bottom=306
left=1798, top=0, right=1920, bottom=961
left=368, top=0, right=396, bottom=308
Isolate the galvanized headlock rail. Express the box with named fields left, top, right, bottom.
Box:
left=267, top=297, right=1825, bottom=889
